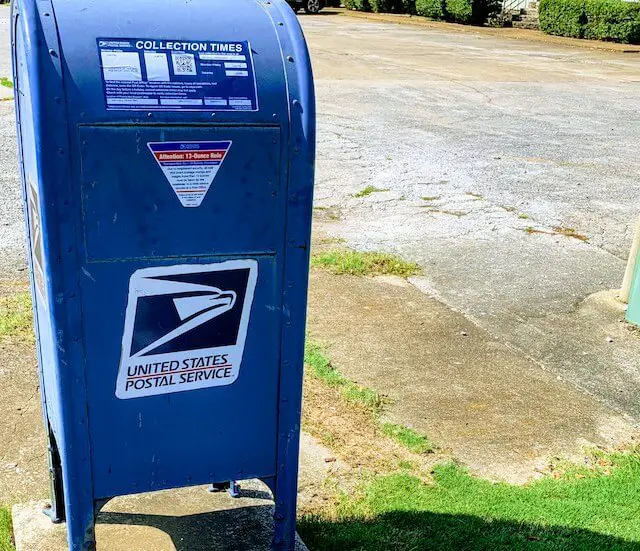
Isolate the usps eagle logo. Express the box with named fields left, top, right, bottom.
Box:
left=116, top=260, right=257, bottom=399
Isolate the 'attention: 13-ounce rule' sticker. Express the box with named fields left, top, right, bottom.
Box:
left=148, top=141, right=232, bottom=207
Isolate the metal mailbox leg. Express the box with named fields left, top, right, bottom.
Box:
left=43, top=426, right=65, bottom=524
left=65, top=498, right=96, bottom=551
left=272, top=473, right=298, bottom=551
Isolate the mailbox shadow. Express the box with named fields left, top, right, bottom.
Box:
left=98, top=503, right=278, bottom=551
left=298, top=510, right=640, bottom=550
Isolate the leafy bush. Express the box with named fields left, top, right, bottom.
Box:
left=539, top=0, right=586, bottom=37
left=584, top=0, right=640, bottom=42
left=343, top=0, right=371, bottom=10
left=445, top=0, right=473, bottom=21
left=416, top=0, right=446, bottom=18
left=347, top=0, right=499, bottom=21
left=540, top=0, right=640, bottom=43
left=369, top=0, right=406, bottom=11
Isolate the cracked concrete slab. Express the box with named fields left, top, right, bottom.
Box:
left=307, top=269, right=636, bottom=483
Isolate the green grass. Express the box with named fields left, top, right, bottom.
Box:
left=0, top=508, right=13, bottom=551
left=421, top=195, right=441, bottom=201
left=305, top=340, right=384, bottom=413
left=0, top=77, right=12, bottom=89
left=311, top=249, right=421, bottom=278
left=354, top=185, right=389, bottom=198
left=299, top=448, right=640, bottom=550
left=381, top=423, right=435, bottom=454
left=0, top=293, right=33, bottom=342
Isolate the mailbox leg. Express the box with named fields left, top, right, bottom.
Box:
left=65, top=502, right=96, bottom=551
left=60, top=449, right=97, bottom=550
left=272, top=473, right=298, bottom=551
left=43, top=427, right=65, bottom=524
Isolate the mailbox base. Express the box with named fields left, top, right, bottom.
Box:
left=13, top=482, right=308, bottom=551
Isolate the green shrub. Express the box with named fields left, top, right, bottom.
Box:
left=343, top=0, right=371, bottom=10
left=444, top=0, right=472, bottom=21
left=444, top=0, right=499, bottom=23
left=539, top=0, right=586, bottom=38
left=540, top=0, right=640, bottom=42
left=416, top=0, right=446, bottom=18
left=369, top=0, right=405, bottom=11
left=584, top=0, right=640, bottom=42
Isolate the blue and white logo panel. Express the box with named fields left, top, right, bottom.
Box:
left=116, top=260, right=258, bottom=400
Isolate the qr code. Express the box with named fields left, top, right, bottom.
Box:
left=172, top=53, right=197, bottom=75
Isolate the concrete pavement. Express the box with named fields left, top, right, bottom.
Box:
left=307, top=268, right=634, bottom=483
left=13, top=480, right=310, bottom=551
left=301, top=13, right=640, bottom=422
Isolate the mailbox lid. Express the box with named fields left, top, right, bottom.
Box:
left=52, top=0, right=293, bottom=125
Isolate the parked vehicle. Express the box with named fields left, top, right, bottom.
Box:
left=287, top=0, right=325, bottom=13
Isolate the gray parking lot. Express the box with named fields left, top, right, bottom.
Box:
left=300, top=13, right=640, bottom=420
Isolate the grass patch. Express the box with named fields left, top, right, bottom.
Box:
left=299, top=446, right=640, bottom=550
left=518, top=213, right=530, bottom=219
left=0, top=77, right=12, bottom=89
left=421, top=195, right=440, bottom=201
left=304, top=339, right=437, bottom=462
left=524, top=226, right=554, bottom=237
left=305, top=340, right=384, bottom=414
left=317, top=236, right=347, bottom=246
left=553, top=226, right=589, bottom=242
left=523, top=226, right=589, bottom=242
left=381, top=423, right=435, bottom=454
left=0, top=293, right=33, bottom=343
left=353, top=185, right=389, bottom=198
left=311, top=249, right=421, bottom=278
left=465, top=191, right=483, bottom=200
left=426, top=209, right=468, bottom=217
left=0, top=508, right=13, bottom=551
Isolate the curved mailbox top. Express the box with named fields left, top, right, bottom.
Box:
left=47, top=0, right=313, bottom=127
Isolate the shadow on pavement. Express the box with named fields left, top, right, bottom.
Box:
left=99, top=504, right=278, bottom=551
left=298, top=510, right=640, bottom=551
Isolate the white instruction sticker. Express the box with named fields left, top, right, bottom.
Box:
left=148, top=141, right=232, bottom=207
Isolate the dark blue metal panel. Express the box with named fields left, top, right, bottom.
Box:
left=81, top=255, right=281, bottom=499
left=13, top=0, right=315, bottom=549
left=79, top=126, right=283, bottom=261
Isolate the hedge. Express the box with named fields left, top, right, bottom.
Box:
left=343, top=0, right=371, bottom=10
left=416, top=0, right=446, bottom=19
left=369, top=0, right=405, bottom=11
left=584, top=0, right=640, bottom=42
left=539, top=0, right=640, bottom=43
left=446, top=0, right=474, bottom=22
left=346, top=0, right=486, bottom=20
left=539, top=0, right=587, bottom=37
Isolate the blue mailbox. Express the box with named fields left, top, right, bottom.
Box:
left=11, top=0, right=315, bottom=549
